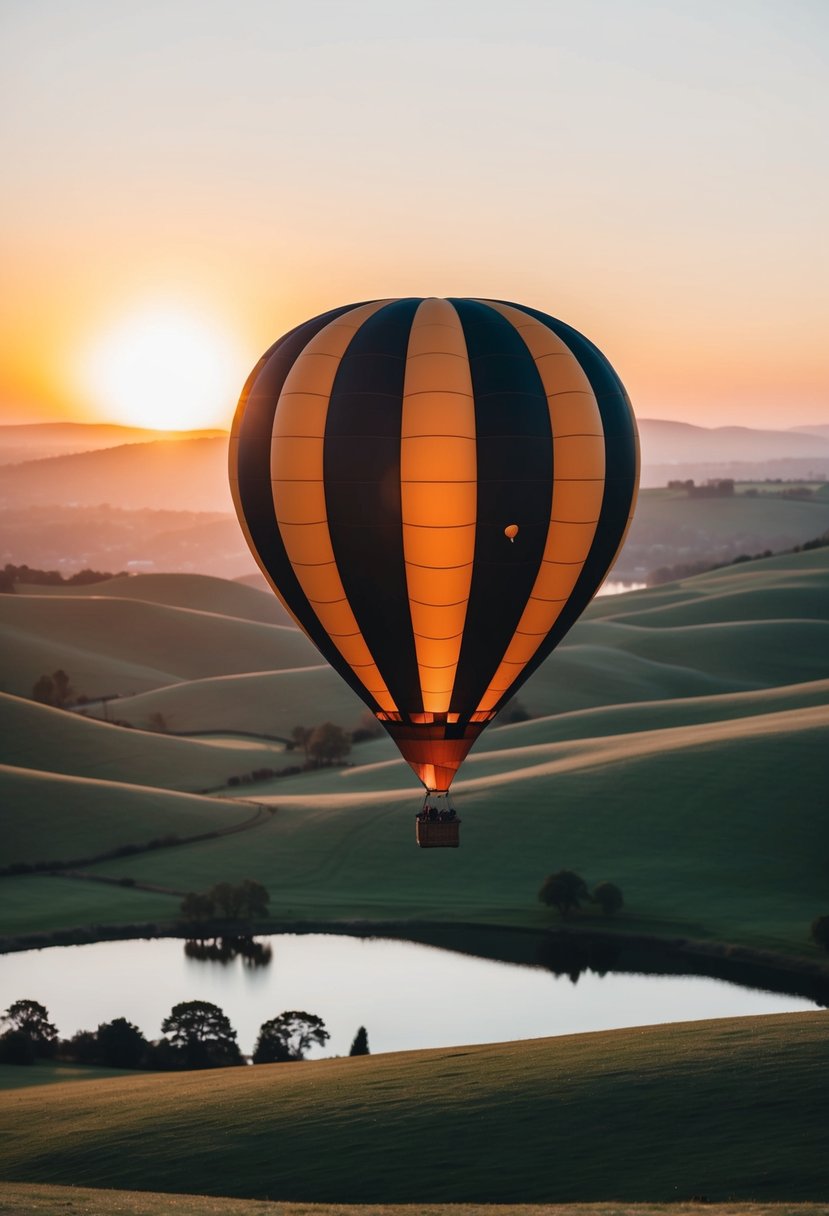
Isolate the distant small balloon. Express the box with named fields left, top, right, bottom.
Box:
left=504, top=524, right=519, bottom=543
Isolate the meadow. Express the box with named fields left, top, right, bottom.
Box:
left=0, top=1014, right=827, bottom=1204
left=0, top=549, right=827, bottom=961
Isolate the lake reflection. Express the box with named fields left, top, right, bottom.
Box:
left=0, top=934, right=818, bottom=1059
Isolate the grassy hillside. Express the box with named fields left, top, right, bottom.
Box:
left=0, top=1190, right=822, bottom=1216
left=0, top=764, right=255, bottom=868
left=73, top=703, right=828, bottom=955
left=0, top=693, right=288, bottom=791
left=1, top=1188, right=821, bottom=1216
left=0, top=1013, right=826, bottom=1203
left=617, top=487, right=829, bottom=579
left=98, top=667, right=365, bottom=736
left=0, top=592, right=317, bottom=699
left=20, top=572, right=293, bottom=627
left=1, top=549, right=827, bottom=956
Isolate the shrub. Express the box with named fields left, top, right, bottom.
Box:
left=592, top=882, right=624, bottom=916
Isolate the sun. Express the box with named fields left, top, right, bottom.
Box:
left=78, top=305, right=247, bottom=431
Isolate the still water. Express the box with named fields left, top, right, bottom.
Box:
left=0, top=934, right=817, bottom=1059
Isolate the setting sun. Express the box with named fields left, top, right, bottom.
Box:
left=77, top=306, right=247, bottom=431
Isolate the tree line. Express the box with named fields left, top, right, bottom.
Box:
left=0, top=564, right=126, bottom=594
left=1, top=998, right=370, bottom=1070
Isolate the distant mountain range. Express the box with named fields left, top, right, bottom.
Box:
left=0, top=422, right=225, bottom=467
left=1, top=419, right=828, bottom=513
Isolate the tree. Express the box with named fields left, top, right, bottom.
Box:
left=308, top=721, right=351, bottom=767
left=2, top=1000, right=58, bottom=1056
left=161, top=1000, right=241, bottom=1068
left=291, top=725, right=311, bottom=760
left=811, top=915, right=829, bottom=951
left=147, top=711, right=170, bottom=733
left=592, top=881, right=624, bottom=917
left=31, top=669, right=74, bottom=709
left=180, top=890, right=216, bottom=921
left=349, top=1026, right=369, bottom=1056
left=208, top=881, right=245, bottom=919
left=237, top=878, right=269, bottom=918
left=96, top=1018, right=147, bottom=1068
left=67, top=1029, right=98, bottom=1063
left=0, top=1030, right=36, bottom=1064
left=252, top=1011, right=329, bottom=1063
left=31, top=674, right=56, bottom=705
left=538, top=870, right=589, bottom=919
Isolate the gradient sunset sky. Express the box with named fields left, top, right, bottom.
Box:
left=2, top=0, right=826, bottom=430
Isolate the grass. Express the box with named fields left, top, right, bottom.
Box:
left=20, top=572, right=293, bottom=627
left=0, top=1013, right=827, bottom=1203
left=69, top=704, right=829, bottom=956
left=0, top=764, right=254, bottom=867
left=2, top=549, right=828, bottom=959
left=0, top=1061, right=132, bottom=1089
left=0, top=1188, right=825, bottom=1216
left=0, top=592, right=317, bottom=699
left=0, top=693, right=288, bottom=792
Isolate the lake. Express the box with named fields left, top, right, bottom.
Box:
left=0, top=932, right=818, bottom=1059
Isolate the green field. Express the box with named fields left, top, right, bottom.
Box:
left=0, top=1014, right=826, bottom=1203
left=2, top=1186, right=823, bottom=1216
left=1, top=552, right=828, bottom=960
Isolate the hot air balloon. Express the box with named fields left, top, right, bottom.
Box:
left=229, top=298, right=639, bottom=846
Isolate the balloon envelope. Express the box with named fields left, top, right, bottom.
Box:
left=229, top=298, right=639, bottom=792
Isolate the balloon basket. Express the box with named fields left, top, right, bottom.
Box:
left=415, top=794, right=460, bottom=848
left=416, top=818, right=461, bottom=848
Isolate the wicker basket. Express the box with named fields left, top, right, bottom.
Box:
left=416, top=818, right=461, bottom=848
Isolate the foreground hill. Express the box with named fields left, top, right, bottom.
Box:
left=0, top=1013, right=826, bottom=1203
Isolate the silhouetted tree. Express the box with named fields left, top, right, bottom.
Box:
left=308, top=722, right=351, bottom=766
left=2, top=999, right=58, bottom=1056
left=31, top=669, right=74, bottom=709
left=180, top=890, right=216, bottom=921
left=811, top=915, right=829, bottom=952
left=291, top=725, right=312, bottom=760
left=349, top=1026, right=370, bottom=1056
left=147, top=711, right=170, bottom=733
left=161, top=1000, right=241, bottom=1068
left=253, top=1011, right=329, bottom=1063
left=31, top=675, right=56, bottom=705
left=96, top=1018, right=147, bottom=1068
left=592, top=881, right=624, bottom=916
left=0, top=1030, right=35, bottom=1064
left=538, top=870, right=589, bottom=919
left=67, top=1029, right=98, bottom=1063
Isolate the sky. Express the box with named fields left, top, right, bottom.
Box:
left=1, top=0, right=827, bottom=430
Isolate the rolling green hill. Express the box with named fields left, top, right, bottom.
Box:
left=0, top=763, right=254, bottom=868
left=0, top=1013, right=826, bottom=1203
left=97, top=667, right=364, bottom=737
left=0, top=592, right=317, bottom=699
left=1, top=548, right=827, bottom=957
left=19, top=572, right=293, bottom=627
left=0, top=693, right=288, bottom=791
